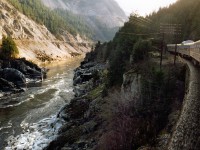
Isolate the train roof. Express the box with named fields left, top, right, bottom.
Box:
left=194, top=40, right=200, bottom=44
left=167, top=40, right=200, bottom=47
left=182, top=40, right=194, bottom=44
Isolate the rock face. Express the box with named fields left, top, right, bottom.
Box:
left=121, top=69, right=142, bottom=110
left=41, top=0, right=127, bottom=41
left=73, top=62, right=105, bottom=97
left=0, top=0, right=90, bottom=63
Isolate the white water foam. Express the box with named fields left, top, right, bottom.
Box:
left=0, top=93, right=4, bottom=98
left=3, top=71, right=73, bottom=149
left=5, top=115, right=64, bottom=150
left=0, top=95, right=35, bottom=109
left=0, top=83, right=55, bottom=109
left=0, top=121, right=12, bottom=131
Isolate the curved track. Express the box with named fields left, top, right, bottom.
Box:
left=168, top=59, right=200, bottom=150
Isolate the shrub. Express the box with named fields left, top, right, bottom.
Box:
left=0, top=36, right=19, bottom=59
left=98, top=92, right=155, bottom=150
left=132, top=39, right=152, bottom=63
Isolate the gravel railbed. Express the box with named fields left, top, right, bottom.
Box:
left=168, top=60, right=200, bottom=150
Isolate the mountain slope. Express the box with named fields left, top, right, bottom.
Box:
left=42, top=0, right=126, bottom=27
left=7, top=0, right=93, bottom=39
left=0, top=0, right=90, bottom=63
left=41, top=0, right=127, bottom=41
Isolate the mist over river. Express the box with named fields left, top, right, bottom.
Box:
left=0, top=57, right=83, bottom=149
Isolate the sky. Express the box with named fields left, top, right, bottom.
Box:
left=115, top=0, right=177, bottom=16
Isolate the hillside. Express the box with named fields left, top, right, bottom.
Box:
left=41, top=0, right=127, bottom=41
left=7, top=0, right=93, bottom=39
left=148, top=0, right=200, bottom=41
left=0, top=0, right=90, bottom=63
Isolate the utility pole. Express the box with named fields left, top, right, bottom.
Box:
left=160, top=23, right=182, bottom=67
left=174, top=38, right=178, bottom=65
left=159, top=32, right=164, bottom=70
left=174, top=25, right=181, bottom=65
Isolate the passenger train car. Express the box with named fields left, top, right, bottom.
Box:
left=167, top=40, right=200, bottom=64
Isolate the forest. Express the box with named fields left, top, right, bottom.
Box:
left=148, top=0, right=200, bottom=41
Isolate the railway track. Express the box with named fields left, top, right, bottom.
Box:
left=168, top=59, right=200, bottom=150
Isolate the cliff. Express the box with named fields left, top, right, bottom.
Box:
left=0, top=0, right=90, bottom=64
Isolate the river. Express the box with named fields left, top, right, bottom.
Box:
left=0, top=57, right=83, bottom=149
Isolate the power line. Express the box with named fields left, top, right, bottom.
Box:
left=117, top=32, right=160, bottom=36
left=129, top=16, right=158, bottom=32
left=160, top=23, right=182, bottom=65
left=130, top=16, right=153, bottom=24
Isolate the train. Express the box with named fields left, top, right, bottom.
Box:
left=167, top=40, right=200, bottom=65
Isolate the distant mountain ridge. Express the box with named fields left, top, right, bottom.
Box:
left=41, top=0, right=127, bottom=41
left=42, top=0, right=126, bottom=27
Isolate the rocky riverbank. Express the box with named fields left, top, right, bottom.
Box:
left=45, top=58, right=107, bottom=150
left=0, top=58, right=46, bottom=96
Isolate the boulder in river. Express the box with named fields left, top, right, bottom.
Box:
left=0, top=68, right=26, bottom=88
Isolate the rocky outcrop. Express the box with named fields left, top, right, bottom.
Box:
left=73, top=62, right=105, bottom=96
left=9, top=58, right=45, bottom=79
left=0, top=0, right=90, bottom=63
left=0, top=58, right=46, bottom=94
left=0, top=68, right=26, bottom=88
left=121, top=69, right=142, bottom=110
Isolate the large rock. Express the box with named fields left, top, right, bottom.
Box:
left=0, top=68, right=26, bottom=88
left=58, top=98, right=90, bottom=121
left=74, top=80, right=94, bottom=97
left=10, top=58, right=44, bottom=80
left=1, top=58, right=45, bottom=81
left=45, top=126, right=83, bottom=150
left=73, top=62, right=105, bottom=86
left=121, top=69, right=142, bottom=110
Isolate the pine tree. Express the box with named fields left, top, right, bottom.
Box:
left=1, top=36, right=19, bottom=59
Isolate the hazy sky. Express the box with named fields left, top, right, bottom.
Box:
left=115, top=0, right=177, bottom=16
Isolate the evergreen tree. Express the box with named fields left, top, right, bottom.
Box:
left=1, top=36, right=19, bottom=59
